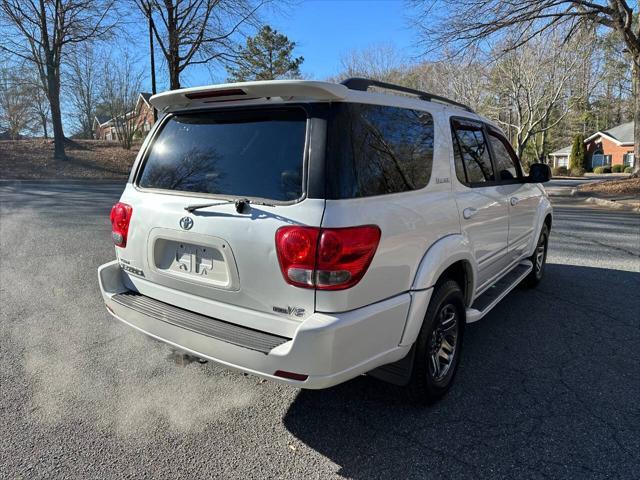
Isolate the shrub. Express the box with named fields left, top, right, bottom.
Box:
left=624, top=166, right=634, bottom=174
left=612, top=164, right=624, bottom=173
left=570, top=167, right=585, bottom=177
left=552, top=166, right=568, bottom=176
left=593, top=166, right=605, bottom=174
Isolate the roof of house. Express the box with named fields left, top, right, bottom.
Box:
left=139, top=92, right=152, bottom=104
left=585, top=121, right=634, bottom=145
left=549, top=145, right=572, bottom=156
left=95, top=114, right=111, bottom=125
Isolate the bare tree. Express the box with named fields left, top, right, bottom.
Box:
left=101, top=53, right=144, bottom=150
left=412, top=0, right=640, bottom=171
left=67, top=44, right=100, bottom=139
left=408, top=50, right=490, bottom=112
left=134, top=0, right=268, bottom=90
left=338, top=44, right=409, bottom=83
left=26, top=78, right=51, bottom=138
left=0, top=65, right=34, bottom=139
left=487, top=35, right=582, bottom=162
left=0, top=0, right=115, bottom=159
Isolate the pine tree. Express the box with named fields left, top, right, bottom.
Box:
left=569, top=134, right=587, bottom=171
left=227, top=26, right=303, bottom=82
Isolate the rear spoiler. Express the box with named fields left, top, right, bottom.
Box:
left=149, top=80, right=349, bottom=112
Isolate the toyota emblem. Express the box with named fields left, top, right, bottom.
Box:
left=179, top=216, right=194, bottom=230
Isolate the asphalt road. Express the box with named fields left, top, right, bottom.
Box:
left=1, top=180, right=639, bottom=479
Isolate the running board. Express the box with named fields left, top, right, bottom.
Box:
left=466, top=261, right=533, bottom=323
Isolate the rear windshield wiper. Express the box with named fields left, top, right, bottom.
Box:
left=185, top=198, right=275, bottom=214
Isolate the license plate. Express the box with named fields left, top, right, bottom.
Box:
left=171, top=243, right=221, bottom=277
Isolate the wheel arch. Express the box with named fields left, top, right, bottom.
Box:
left=411, top=234, right=477, bottom=306
left=400, top=235, right=476, bottom=347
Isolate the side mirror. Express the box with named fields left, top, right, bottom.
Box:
left=528, top=163, right=551, bottom=183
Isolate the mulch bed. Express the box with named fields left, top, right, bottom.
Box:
left=578, top=177, right=640, bottom=197
left=0, top=139, right=140, bottom=180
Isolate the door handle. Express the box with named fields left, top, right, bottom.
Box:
left=463, top=207, right=477, bottom=219
left=510, top=197, right=519, bottom=206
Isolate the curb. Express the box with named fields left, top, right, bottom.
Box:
left=585, top=197, right=640, bottom=213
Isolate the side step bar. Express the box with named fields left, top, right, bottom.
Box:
left=466, top=261, right=533, bottom=323
left=111, top=291, right=291, bottom=354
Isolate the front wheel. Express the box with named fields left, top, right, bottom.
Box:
left=523, top=224, right=549, bottom=288
left=407, top=279, right=465, bottom=404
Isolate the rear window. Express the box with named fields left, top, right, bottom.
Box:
left=138, top=108, right=307, bottom=201
left=326, top=103, right=435, bottom=198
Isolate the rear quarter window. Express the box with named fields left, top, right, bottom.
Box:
left=137, top=108, right=307, bottom=201
left=326, top=103, right=435, bottom=198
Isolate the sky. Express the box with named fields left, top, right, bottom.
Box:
left=166, top=0, right=422, bottom=89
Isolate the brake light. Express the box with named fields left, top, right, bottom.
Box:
left=110, top=202, right=132, bottom=247
left=185, top=88, right=246, bottom=99
left=275, top=225, right=381, bottom=290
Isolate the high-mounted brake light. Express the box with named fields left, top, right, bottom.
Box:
left=185, top=88, right=246, bottom=100
left=110, top=202, right=132, bottom=247
left=275, top=225, right=381, bottom=290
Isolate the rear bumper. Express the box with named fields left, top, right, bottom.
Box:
left=98, top=260, right=412, bottom=389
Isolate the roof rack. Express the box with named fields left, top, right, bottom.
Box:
left=341, top=77, right=474, bottom=113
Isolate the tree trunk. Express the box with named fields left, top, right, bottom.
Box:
left=633, top=54, right=639, bottom=176
left=47, top=64, right=65, bottom=159
left=169, top=62, right=180, bottom=90
left=41, top=114, right=48, bottom=138
left=167, top=2, right=180, bottom=90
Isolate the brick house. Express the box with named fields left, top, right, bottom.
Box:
left=93, top=92, right=154, bottom=141
left=548, top=121, right=635, bottom=170
left=584, top=122, right=635, bottom=169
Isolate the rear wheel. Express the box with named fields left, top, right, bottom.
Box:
left=407, top=280, right=464, bottom=404
left=523, top=224, right=548, bottom=288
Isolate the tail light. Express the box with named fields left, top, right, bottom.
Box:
left=110, top=202, right=133, bottom=247
left=275, top=225, right=381, bottom=290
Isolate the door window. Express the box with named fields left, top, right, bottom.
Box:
left=487, top=129, right=522, bottom=181
left=451, top=118, right=495, bottom=185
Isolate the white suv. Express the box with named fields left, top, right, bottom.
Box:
left=98, top=78, right=552, bottom=402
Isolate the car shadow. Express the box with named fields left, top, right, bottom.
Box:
left=282, top=263, right=640, bottom=479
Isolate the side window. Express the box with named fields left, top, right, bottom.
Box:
left=451, top=118, right=494, bottom=184
left=326, top=103, right=434, bottom=198
left=488, top=129, right=522, bottom=181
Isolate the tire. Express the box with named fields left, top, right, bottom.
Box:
left=523, top=224, right=549, bottom=288
left=407, top=279, right=465, bottom=404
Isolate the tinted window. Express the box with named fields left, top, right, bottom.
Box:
left=452, top=119, right=494, bottom=184
left=488, top=129, right=521, bottom=181
left=138, top=108, right=307, bottom=201
left=326, top=103, right=434, bottom=198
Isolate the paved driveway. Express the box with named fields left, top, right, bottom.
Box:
left=1, top=181, right=638, bottom=479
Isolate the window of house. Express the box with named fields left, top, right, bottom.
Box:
left=624, top=152, right=635, bottom=167
left=451, top=118, right=495, bottom=185
left=487, top=128, right=522, bottom=181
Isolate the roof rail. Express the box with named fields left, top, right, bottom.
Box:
left=340, top=77, right=474, bottom=113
